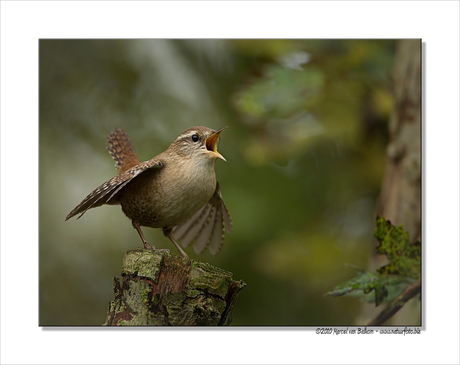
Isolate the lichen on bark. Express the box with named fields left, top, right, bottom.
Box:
left=104, top=249, right=245, bottom=326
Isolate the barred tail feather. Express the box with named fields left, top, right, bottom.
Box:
left=106, top=128, right=141, bottom=174
left=174, top=203, right=211, bottom=247
left=172, top=182, right=232, bottom=255
left=193, top=204, right=217, bottom=254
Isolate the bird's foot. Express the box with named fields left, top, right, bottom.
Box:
left=143, top=241, right=155, bottom=250
left=143, top=242, right=170, bottom=254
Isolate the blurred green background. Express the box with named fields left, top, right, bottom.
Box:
left=39, top=39, right=396, bottom=326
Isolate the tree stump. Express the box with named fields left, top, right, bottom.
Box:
left=104, top=249, right=246, bottom=326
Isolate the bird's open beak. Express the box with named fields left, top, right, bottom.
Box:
left=205, top=126, right=228, bottom=161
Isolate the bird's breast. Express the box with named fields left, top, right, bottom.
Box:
left=120, top=158, right=217, bottom=229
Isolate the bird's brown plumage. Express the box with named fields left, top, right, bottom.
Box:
left=66, top=127, right=232, bottom=256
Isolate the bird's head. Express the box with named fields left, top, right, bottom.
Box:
left=170, top=126, right=228, bottom=163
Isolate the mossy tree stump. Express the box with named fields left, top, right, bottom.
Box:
left=104, top=249, right=245, bottom=326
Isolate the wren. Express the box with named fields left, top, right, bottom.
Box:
left=65, top=126, right=232, bottom=257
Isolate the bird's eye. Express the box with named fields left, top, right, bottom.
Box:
left=191, top=134, right=199, bottom=142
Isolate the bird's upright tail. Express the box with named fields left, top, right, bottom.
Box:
left=106, top=128, right=141, bottom=174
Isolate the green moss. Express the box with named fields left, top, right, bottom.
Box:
left=128, top=312, right=168, bottom=326
left=122, top=249, right=164, bottom=280
left=189, top=261, right=233, bottom=298
left=164, top=291, right=187, bottom=308
left=124, top=280, right=152, bottom=315
left=151, top=293, right=160, bottom=306
left=141, top=288, right=151, bottom=305
left=186, top=289, right=201, bottom=298
left=106, top=250, right=244, bottom=326
left=186, top=296, right=227, bottom=326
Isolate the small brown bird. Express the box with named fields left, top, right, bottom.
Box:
left=65, top=126, right=232, bottom=257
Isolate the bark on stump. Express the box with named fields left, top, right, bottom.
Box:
left=104, top=249, right=246, bottom=326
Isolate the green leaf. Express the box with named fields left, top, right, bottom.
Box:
left=325, top=268, right=413, bottom=306
left=374, top=217, right=421, bottom=279
left=327, top=217, right=421, bottom=306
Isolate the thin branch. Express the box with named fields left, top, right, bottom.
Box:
left=368, top=278, right=421, bottom=326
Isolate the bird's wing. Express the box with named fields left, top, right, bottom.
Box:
left=172, top=181, right=232, bottom=255
left=106, top=128, right=142, bottom=174
left=65, top=159, right=165, bottom=221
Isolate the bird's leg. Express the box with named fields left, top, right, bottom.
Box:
left=164, top=229, right=189, bottom=258
left=132, top=221, right=155, bottom=250
left=132, top=221, right=170, bottom=253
